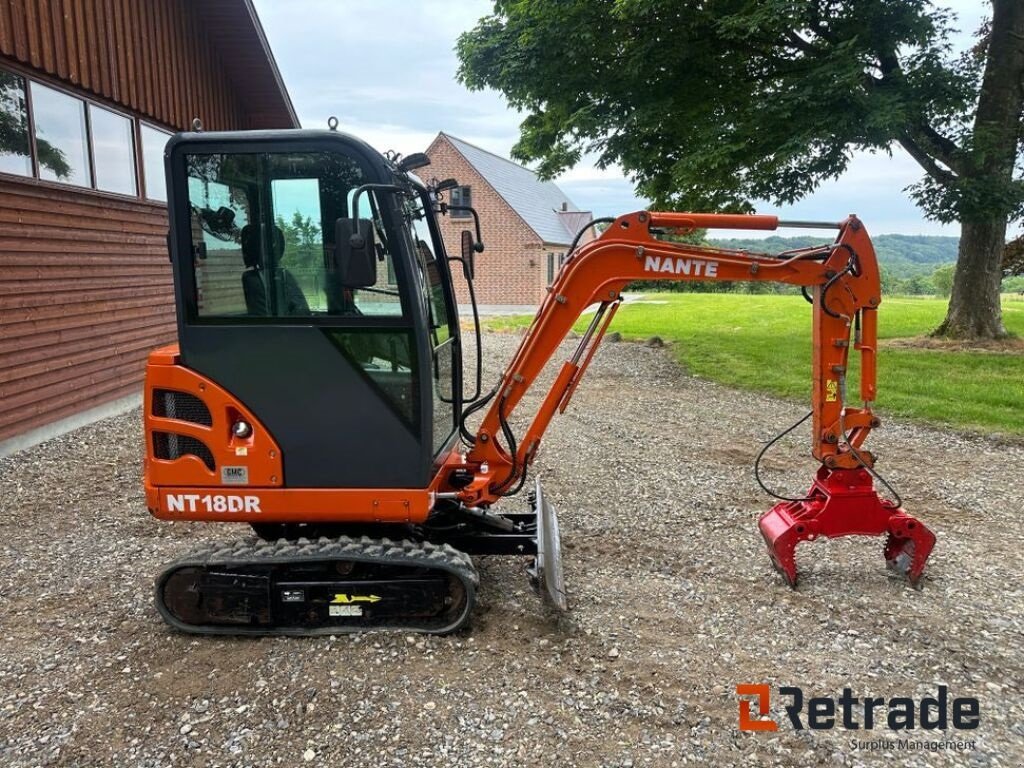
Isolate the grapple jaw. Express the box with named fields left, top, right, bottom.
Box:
left=758, top=466, right=935, bottom=587
left=884, top=515, right=936, bottom=583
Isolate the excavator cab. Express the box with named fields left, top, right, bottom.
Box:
left=147, top=130, right=519, bottom=634
left=159, top=130, right=464, bottom=492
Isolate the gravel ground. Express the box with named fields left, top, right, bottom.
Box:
left=1, top=330, right=1022, bottom=767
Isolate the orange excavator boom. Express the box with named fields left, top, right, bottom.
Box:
left=444, top=211, right=934, bottom=587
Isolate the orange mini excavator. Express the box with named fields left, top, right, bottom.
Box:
left=144, top=128, right=935, bottom=635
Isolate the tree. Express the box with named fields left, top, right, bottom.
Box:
left=904, top=275, right=931, bottom=295
left=879, top=265, right=902, bottom=296
left=457, top=0, right=1024, bottom=339
left=931, top=264, right=955, bottom=296
left=275, top=211, right=321, bottom=270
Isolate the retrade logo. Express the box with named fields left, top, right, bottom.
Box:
left=736, top=685, right=980, bottom=732
left=736, top=684, right=778, bottom=731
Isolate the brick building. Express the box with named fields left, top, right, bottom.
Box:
left=0, top=0, right=297, bottom=456
left=421, top=133, right=593, bottom=309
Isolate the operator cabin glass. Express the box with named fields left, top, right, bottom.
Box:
left=0, top=69, right=32, bottom=176
left=187, top=151, right=405, bottom=319
left=404, top=193, right=456, bottom=454
left=89, top=104, right=137, bottom=195
left=30, top=82, right=91, bottom=186
left=185, top=150, right=417, bottom=424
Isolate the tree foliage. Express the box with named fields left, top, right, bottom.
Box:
left=458, top=1, right=1021, bottom=224
left=931, top=263, right=956, bottom=296
left=1004, top=234, right=1024, bottom=276
left=276, top=211, right=322, bottom=270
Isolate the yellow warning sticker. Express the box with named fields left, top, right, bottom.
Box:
left=826, top=379, right=839, bottom=402
left=330, top=594, right=382, bottom=604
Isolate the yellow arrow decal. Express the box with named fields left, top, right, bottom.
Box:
left=330, top=594, right=382, bottom=604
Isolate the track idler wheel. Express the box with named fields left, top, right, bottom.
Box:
left=757, top=466, right=935, bottom=587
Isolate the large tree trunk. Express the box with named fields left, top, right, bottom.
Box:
left=936, top=0, right=1023, bottom=339
left=935, top=217, right=1008, bottom=338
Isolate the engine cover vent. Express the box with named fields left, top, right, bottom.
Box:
left=153, top=389, right=213, bottom=427
left=153, top=432, right=215, bottom=472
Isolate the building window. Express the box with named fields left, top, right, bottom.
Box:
left=0, top=70, right=32, bottom=177
left=141, top=123, right=171, bottom=201
left=90, top=105, right=136, bottom=195
left=449, top=185, right=472, bottom=218
left=31, top=82, right=91, bottom=187
left=0, top=64, right=178, bottom=203
left=547, top=252, right=566, bottom=285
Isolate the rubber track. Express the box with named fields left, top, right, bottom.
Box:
left=155, top=535, right=479, bottom=637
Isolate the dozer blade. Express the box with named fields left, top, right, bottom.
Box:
left=155, top=536, right=478, bottom=636
left=529, top=477, right=567, bottom=611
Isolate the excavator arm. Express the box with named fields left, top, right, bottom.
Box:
left=447, top=211, right=935, bottom=588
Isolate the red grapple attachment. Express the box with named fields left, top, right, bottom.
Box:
left=758, top=466, right=935, bottom=587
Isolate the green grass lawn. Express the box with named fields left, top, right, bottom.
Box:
left=491, top=294, right=1024, bottom=436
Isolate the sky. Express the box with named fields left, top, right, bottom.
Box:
left=252, top=0, right=993, bottom=239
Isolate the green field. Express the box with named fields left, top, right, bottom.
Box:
left=491, top=294, right=1024, bottom=436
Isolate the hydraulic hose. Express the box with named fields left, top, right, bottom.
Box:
left=568, top=217, right=615, bottom=256
left=754, top=411, right=815, bottom=502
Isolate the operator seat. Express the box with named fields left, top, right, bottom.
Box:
left=239, top=225, right=270, bottom=315
left=239, top=225, right=311, bottom=317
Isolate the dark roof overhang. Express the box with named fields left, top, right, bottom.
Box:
left=195, top=0, right=300, bottom=129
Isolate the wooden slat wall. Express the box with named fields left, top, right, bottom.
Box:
left=0, top=178, right=174, bottom=440
left=0, top=0, right=248, bottom=130
left=0, top=1, right=296, bottom=443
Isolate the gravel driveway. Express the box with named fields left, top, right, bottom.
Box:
left=1, top=330, right=1021, bottom=767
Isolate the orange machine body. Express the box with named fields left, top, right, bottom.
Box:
left=146, top=211, right=880, bottom=524
left=144, top=345, right=448, bottom=524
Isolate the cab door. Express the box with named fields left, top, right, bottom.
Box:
left=167, top=133, right=435, bottom=489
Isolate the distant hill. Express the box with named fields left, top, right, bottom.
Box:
left=707, top=234, right=959, bottom=279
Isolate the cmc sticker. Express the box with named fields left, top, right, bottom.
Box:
left=221, top=466, right=249, bottom=484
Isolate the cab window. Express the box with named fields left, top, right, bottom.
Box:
left=405, top=194, right=451, bottom=344
left=186, top=151, right=403, bottom=319
left=402, top=194, right=457, bottom=452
